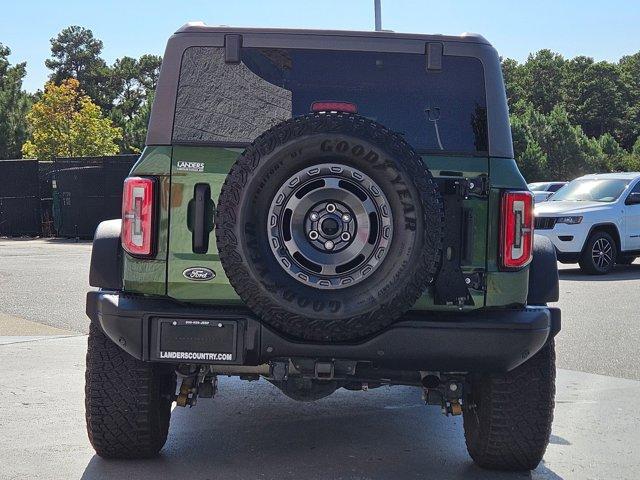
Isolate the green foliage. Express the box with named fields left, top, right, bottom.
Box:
left=504, top=51, right=640, bottom=182
left=520, top=50, right=566, bottom=114
left=40, top=26, right=162, bottom=155
left=45, top=26, right=115, bottom=111
left=633, top=137, right=640, bottom=157
left=22, top=78, right=122, bottom=160
left=0, top=43, right=33, bottom=159
left=109, top=55, right=161, bottom=153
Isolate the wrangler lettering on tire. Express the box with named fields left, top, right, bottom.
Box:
left=216, top=113, right=444, bottom=342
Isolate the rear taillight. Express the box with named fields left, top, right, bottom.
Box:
left=121, top=177, right=155, bottom=256
left=500, top=191, right=534, bottom=270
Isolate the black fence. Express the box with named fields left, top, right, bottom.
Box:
left=0, top=155, right=138, bottom=238
left=0, top=160, right=41, bottom=236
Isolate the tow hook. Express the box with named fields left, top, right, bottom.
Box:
left=421, top=373, right=464, bottom=416
left=175, top=365, right=218, bottom=407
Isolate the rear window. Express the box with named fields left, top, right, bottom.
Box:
left=173, top=47, right=488, bottom=155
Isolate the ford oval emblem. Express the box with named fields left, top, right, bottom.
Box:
left=183, top=267, right=216, bottom=281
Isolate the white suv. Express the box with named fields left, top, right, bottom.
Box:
left=534, top=172, right=640, bottom=274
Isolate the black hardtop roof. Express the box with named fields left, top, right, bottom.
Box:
left=146, top=23, right=513, bottom=158
left=175, top=22, right=491, bottom=46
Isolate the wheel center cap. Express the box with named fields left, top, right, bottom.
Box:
left=321, top=217, right=340, bottom=237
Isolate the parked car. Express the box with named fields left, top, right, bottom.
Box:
left=528, top=181, right=567, bottom=203
left=84, top=23, right=561, bottom=471
left=535, top=172, right=640, bottom=274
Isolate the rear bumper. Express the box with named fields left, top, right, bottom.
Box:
left=86, top=291, right=561, bottom=373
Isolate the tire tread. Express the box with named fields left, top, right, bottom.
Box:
left=85, top=322, right=172, bottom=459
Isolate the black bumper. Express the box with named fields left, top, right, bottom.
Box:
left=86, top=291, right=561, bottom=373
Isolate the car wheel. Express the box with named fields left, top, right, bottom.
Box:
left=579, top=231, right=617, bottom=274
left=216, top=112, right=444, bottom=342
left=85, top=322, right=174, bottom=459
left=463, top=340, right=556, bottom=471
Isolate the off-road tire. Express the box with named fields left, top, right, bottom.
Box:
left=463, top=340, right=556, bottom=471
left=85, top=322, right=173, bottom=459
left=216, top=112, right=444, bottom=342
left=579, top=231, right=617, bottom=274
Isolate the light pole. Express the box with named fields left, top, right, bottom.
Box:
left=374, top=0, right=382, bottom=31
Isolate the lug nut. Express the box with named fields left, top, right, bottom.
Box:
left=326, top=203, right=336, bottom=213
left=341, top=232, right=351, bottom=241
left=310, top=212, right=319, bottom=221
left=342, top=213, right=351, bottom=222
left=309, top=231, right=319, bottom=240
left=324, top=240, right=335, bottom=250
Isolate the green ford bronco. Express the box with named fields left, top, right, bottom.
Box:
left=85, top=23, right=561, bottom=471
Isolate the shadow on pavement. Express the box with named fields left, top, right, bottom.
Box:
left=80, top=379, right=563, bottom=480
left=559, top=263, right=640, bottom=282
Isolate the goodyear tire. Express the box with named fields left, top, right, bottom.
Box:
left=85, top=322, right=174, bottom=459
left=463, top=340, right=556, bottom=471
left=216, top=113, right=444, bottom=342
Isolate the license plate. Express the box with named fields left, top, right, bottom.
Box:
left=158, top=319, right=237, bottom=362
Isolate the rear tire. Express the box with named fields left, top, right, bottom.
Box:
left=579, top=231, right=616, bottom=274
left=85, top=322, right=174, bottom=459
left=463, top=340, right=556, bottom=471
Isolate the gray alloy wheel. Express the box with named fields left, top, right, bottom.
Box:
left=267, top=163, right=392, bottom=290
left=579, top=231, right=617, bottom=274
left=591, top=237, right=613, bottom=270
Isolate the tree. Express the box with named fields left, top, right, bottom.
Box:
left=0, top=43, right=33, bottom=159
left=137, top=54, right=162, bottom=92
left=520, top=50, right=566, bottom=114
left=619, top=52, right=640, bottom=149
left=21, top=78, right=122, bottom=160
left=510, top=103, right=603, bottom=182
left=45, top=26, right=115, bottom=110
left=501, top=57, right=525, bottom=111
left=633, top=137, right=640, bottom=157
left=563, top=59, right=626, bottom=139
left=109, top=54, right=161, bottom=153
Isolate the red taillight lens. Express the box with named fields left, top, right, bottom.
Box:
left=310, top=101, right=358, bottom=114
left=121, top=177, right=155, bottom=256
left=500, top=191, right=534, bottom=270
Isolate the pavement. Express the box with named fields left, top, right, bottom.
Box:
left=1, top=238, right=640, bottom=479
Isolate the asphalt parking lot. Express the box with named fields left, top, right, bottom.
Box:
left=1, top=238, right=640, bottom=479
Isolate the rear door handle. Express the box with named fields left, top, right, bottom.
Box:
left=192, top=183, right=211, bottom=254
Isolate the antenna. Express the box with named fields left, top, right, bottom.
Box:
left=374, top=0, right=382, bottom=31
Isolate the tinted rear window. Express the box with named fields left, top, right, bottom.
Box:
left=173, top=47, right=487, bottom=154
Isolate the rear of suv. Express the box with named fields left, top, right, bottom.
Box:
left=85, top=23, right=561, bottom=471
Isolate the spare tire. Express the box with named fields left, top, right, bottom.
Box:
left=216, top=113, right=444, bottom=342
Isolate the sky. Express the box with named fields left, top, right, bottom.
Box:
left=2, top=0, right=640, bottom=93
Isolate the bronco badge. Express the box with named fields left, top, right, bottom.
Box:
left=183, top=267, right=216, bottom=281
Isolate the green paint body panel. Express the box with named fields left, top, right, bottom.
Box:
left=483, top=158, right=529, bottom=307
left=160, top=146, right=498, bottom=311
left=167, top=146, right=242, bottom=303
left=122, top=146, right=171, bottom=296
left=122, top=146, right=529, bottom=311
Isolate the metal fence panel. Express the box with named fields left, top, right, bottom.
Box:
left=0, top=160, right=41, bottom=236
left=53, top=155, right=137, bottom=238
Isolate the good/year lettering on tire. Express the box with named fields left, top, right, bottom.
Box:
left=216, top=113, right=444, bottom=342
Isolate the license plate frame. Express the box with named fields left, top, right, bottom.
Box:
left=153, top=318, right=239, bottom=363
